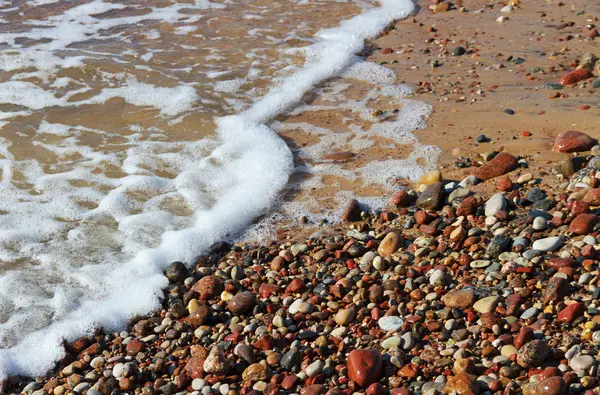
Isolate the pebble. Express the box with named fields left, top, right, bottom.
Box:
left=378, top=316, right=404, bottom=332
left=532, top=236, right=563, bottom=252
left=485, top=193, right=507, bottom=217
left=473, top=296, right=500, bottom=313
left=570, top=355, right=594, bottom=372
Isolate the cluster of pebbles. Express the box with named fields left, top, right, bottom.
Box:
left=8, top=132, right=600, bottom=395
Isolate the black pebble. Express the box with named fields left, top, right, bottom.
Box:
left=504, top=109, right=515, bottom=115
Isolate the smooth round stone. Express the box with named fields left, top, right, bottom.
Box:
left=520, top=307, right=539, bottom=320
left=23, top=383, right=41, bottom=392
left=335, top=309, right=355, bottom=326
left=470, top=260, right=491, bottom=269
left=306, top=360, right=324, bottom=377
left=448, top=188, right=470, bottom=202
left=565, top=345, right=581, bottom=360
left=499, top=252, right=519, bottom=262
left=533, top=217, right=547, bottom=230
left=579, top=273, right=592, bottom=285
left=445, top=319, right=457, bottom=330
left=473, top=296, right=501, bottom=313
left=289, top=299, right=312, bottom=314
left=381, top=336, right=402, bottom=349
left=523, top=249, right=544, bottom=260
left=570, top=355, right=594, bottom=372
left=459, top=175, right=478, bottom=189
left=73, top=383, right=90, bottom=393
left=360, top=251, right=376, bottom=266
left=501, top=345, right=518, bottom=358
left=517, top=173, right=533, bottom=183
left=492, top=355, right=510, bottom=364
left=532, top=236, right=564, bottom=252
left=378, top=316, right=404, bottom=332
left=112, top=363, right=124, bottom=378
left=583, top=235, right=597, bottom=245
left=331, top=327, right=347, bottom=337
left=401, top=331, right=414, bottom=350
left=485, top=193, right=507, bottom=217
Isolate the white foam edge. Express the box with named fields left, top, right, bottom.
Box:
left=0, top=0, right=417, bottom=378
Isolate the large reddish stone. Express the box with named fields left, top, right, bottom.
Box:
left=254, top=335, right=276, bottom=350
left=281, top=375, right=299, bottom=390
left=442, top=289, right=476, bottom=309
left=558, top=302, right=585, bottom=324
left=569, top=213, right=599, bottom=235
left=543, top=277, right=570, bottom=304
left=259, top=283, right=280, bottom=298
left=444, top=373, right=480, bottom=395
left=560, top=69, right=594, bottom=86
left=583, top=189, right=600, bottom=206
left=553, top=130, right=596, bottom=153
left=474, top=152, right=519, bottom=180
left=184, top=358, right=204, bottom=379
left=456, top=196, right=479, bottom=217
left=570, top=200, right=590, bottom=215
left=342, top=199, right=361, bottom=222
left=192, top=276, right=224, bottom=300
left=513, top=326, right=534, bottom=349
left=126, top=339, right=144, bottom=356
left=300, top=385, right=325, bottom=395
left=347, top=349, right=383, bottom=388
left=227, top=291, right=256, bottom=314
left=497, top=176, right=513, bottom=192
left=286, top=279, right=306, bottom=293
left=391, top=190, right=410, bottom=207
left=546, top=258, right=575, bottom=269
left=536, top=376, right=567, bottom=395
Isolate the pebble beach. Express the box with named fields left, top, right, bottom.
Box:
left=5, top=0, right=600, bottom=394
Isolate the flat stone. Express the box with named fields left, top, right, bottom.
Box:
left=570, top=213, right=599, bottom=235
left=475, top=152, right=519, bottom=180
left=560, top=69, right=594, bottom=86
left=532, top=236, right=563, bottom=252
left=569, top=355, right=593, bottom=371
left=442, top=289, right=476, bottom=309
left=543, top=277, right=570, bottom=304
left=558, top=302, right=585, bottom=324
left=473, top=296, right=500, bottom=313
left=470, top=260, right=491, bottom=269
left=378, top=316, right=404, bottom=332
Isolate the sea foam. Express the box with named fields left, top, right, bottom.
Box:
left=0, top=0, right=417, bottom=377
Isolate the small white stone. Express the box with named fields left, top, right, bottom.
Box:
left=485, top=193, right=507, bottom=217
left=570, top=355, right=594, bottom=372
left=378, top=316, right=404, bottom=332
left=533, top=217, right=547, bottom=231
left=532, top=236, right=563, bottom=252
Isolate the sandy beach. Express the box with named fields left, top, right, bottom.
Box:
left=5, top=0, right=600, bottom=394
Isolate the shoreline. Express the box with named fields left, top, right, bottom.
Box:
left=6, top=0, right=600, bottom=394
left=10, top=146, right=600, bottom=394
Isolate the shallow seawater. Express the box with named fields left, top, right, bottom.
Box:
left=0, top=0, right=438, bottom=376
